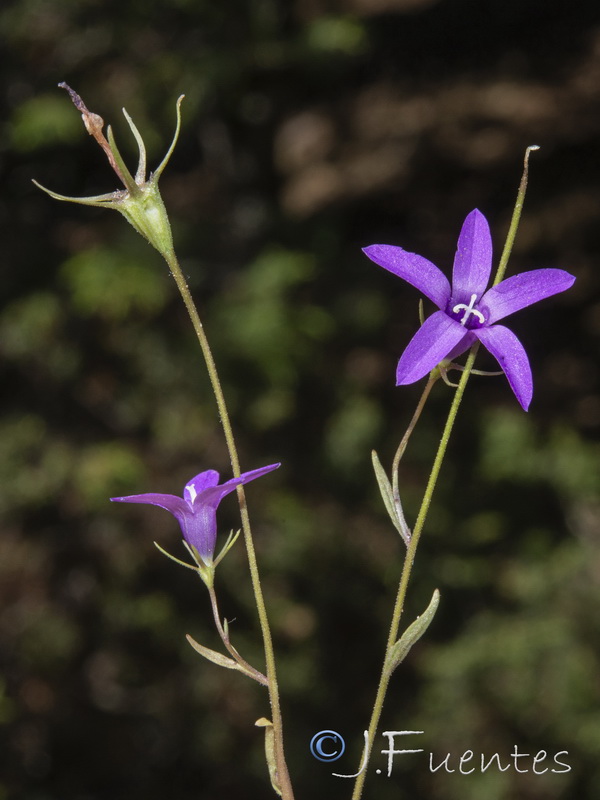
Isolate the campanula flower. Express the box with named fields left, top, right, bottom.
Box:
left=34, top=83, right=183, bottom=258
left=111, top=464, right=280, bottom=562
left=363, top=209, right=575, bottom=410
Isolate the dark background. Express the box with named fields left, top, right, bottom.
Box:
left=1, top=1, right=599, bottom=798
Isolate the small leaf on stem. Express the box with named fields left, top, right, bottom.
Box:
left=385, top=589, right=440, bottom=675
left=186, top=634, right=239, bottom=670
left=255, top=718, right=283, bottom=797
left=372, top=450, right=411, bottom=545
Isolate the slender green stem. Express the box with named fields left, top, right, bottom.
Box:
left=391, top=374, right=438, bottom=511
left=386, top=345, right=478, bottom=650
left=494, top=145, right=539, bottom=286
left=351, top=345, right=479, bottom=800
left=207, top=584, right=269, bottom=686
left=163, top=249, right=294, bottom=800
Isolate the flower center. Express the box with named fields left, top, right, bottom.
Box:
left=452, top=293, right=485, bottom=327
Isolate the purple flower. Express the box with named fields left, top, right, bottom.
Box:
left=111, top=464, right=280, bottom=561
left=363, top=209, right=575, bottom=410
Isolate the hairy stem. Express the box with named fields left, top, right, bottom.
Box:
left=494, top=145, right=539, bottom=286
left=391, top=374, right=438, bottom=515
left=352, top=345, right=479, bottom=800
left=164, top=249, right=294, bottom=800
left=207, top=584, right=269, bottom=686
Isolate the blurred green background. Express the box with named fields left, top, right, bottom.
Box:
left=1, top=1, right=599, bottom=798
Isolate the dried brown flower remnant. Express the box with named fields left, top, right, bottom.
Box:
left=58, top=82, right=131, bottom=190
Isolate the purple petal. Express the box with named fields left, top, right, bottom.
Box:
left=110, top=492, right=189, bottom=518
left=109, top=489, right=220, bottom=561
left=239, top=462, right=281, bottom=484
left=475, top=324, right=532, bottom=411
left=396, top=311, right=470, bottom=385
left=188, top=463, right=279, bottom=558
left=363, top=245, right=451, bottom=309
left=110, top=492, right=193, bottom=543
left=196, top=477, right=244, bottom=508
left=480, top=269, right=576, bottom=324
left=445, top=330, right=477, bottom=361
left=184, top=504, right=218, bottom=559
left=452, top=210, right=492, bottom=302
left=196, top=463, right=281, bottom=508
left=184, top=469, right=220, bottom=506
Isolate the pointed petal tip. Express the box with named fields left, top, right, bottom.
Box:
left=362, top=243, right=403, bottom=263
left=461, top=208, right=488, bottom=228
left=395, top=368, right=417, bottom=387
left=564, top=270, right=577, bottom=288
left=468, top=207, right=485, bottom=218
left=249, top=461, right=281, bottom=473
left=362, top=244, right=388, bottom=266
left=513, top=386, right=532, bottom=412
left=240, top=461, right=281, bottom=481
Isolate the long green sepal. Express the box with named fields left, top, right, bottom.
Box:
left=122, top=107, right=147, bottom=183
left=153, top=540, right=198, bottom=570
left=106, top=124, right=139, bottom=195
left=154, top=95, right=184, bottom=179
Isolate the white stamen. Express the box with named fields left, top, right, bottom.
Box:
left=186, top=484, right=197, bottom=502
left=452, top=293, right=485, bottom=326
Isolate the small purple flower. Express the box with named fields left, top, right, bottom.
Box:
left=363, top=209, right=575, bottom=410
left=111, top=464, right=280, bottom=561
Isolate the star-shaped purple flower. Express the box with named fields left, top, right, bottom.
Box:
left=111, top=464, right=280, bottom=561
left=363, top=209, right=575, bottom=410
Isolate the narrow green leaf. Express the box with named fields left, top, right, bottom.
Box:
left=386, top=589, right=440, bottom=675
left=372, top=450, right=399, bottom=529
left=372, top=450, right=405, bottom=538
left=185, top=634, right=238, bottom=670
left=255, top=718, right=283, bottom=797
